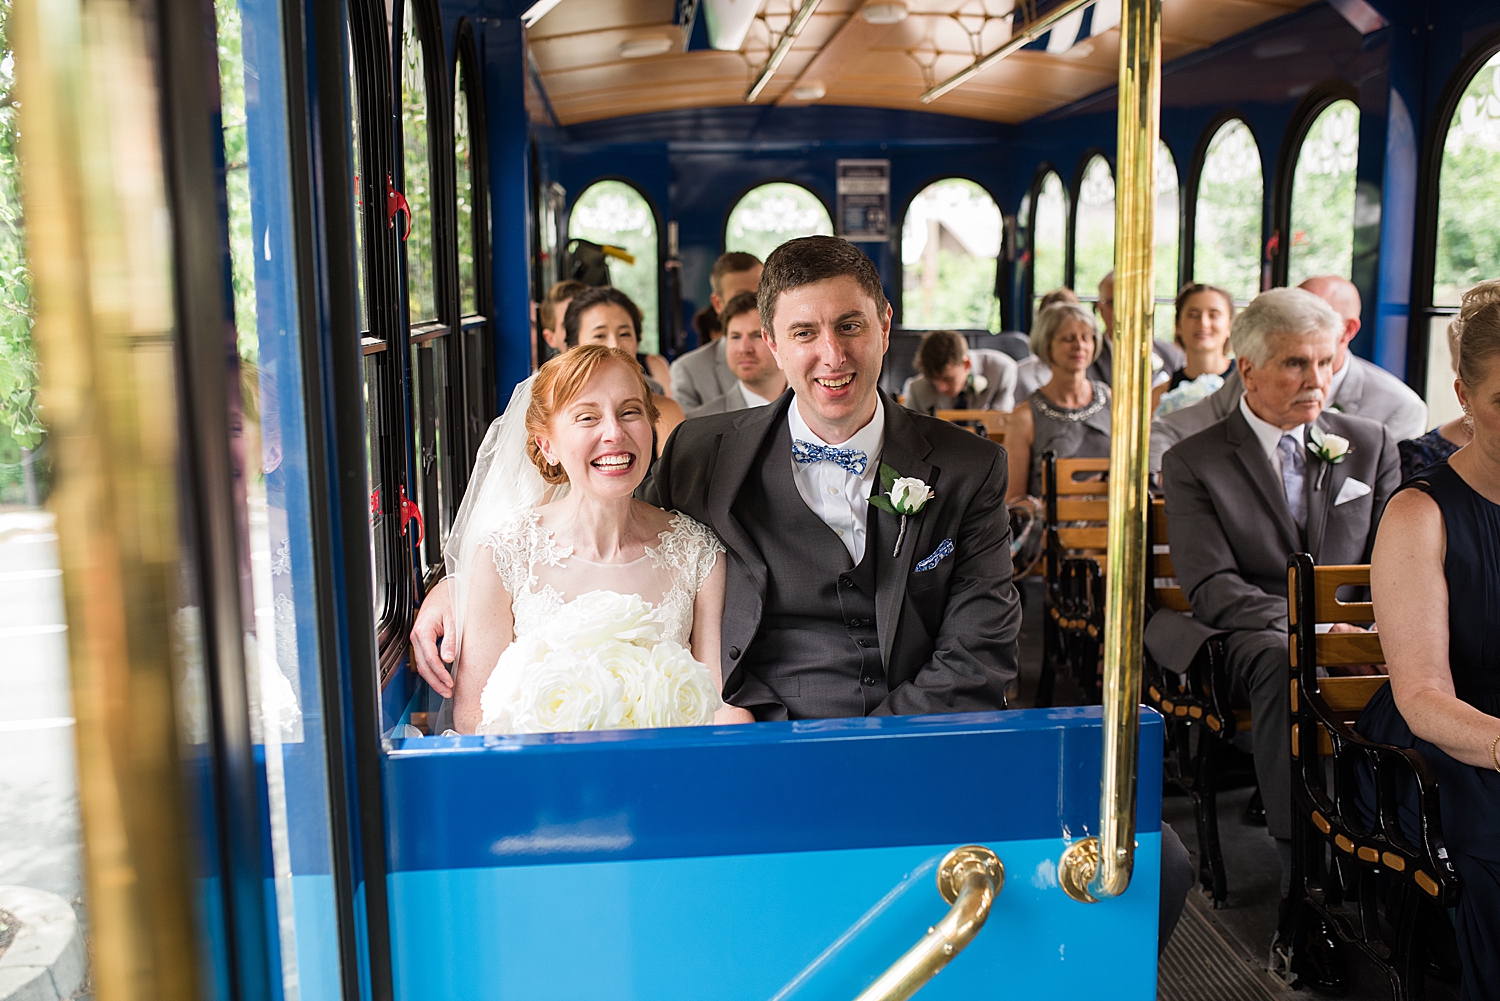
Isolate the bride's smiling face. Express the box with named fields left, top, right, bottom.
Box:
left=535, top=360, right=655, bottom=497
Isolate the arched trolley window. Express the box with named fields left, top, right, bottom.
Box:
left=454, top=29, right=494, bottom=474
left=901, top=178, right=1001, bottom=332
left=568, top=180, right=662, bottom=354
left=1192, top=118, right=1263, bottom=304
left=724, top=181, right=834, bottom=266
left=1426, top=50, right=1500, bottom=426
left=1288, top=99, right=1360, bottom=286
left=1026, top=169, right=1067, bottom=321
left=1073, top=154, right=1114, bottom=302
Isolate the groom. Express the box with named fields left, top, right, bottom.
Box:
left=410, top=236, right=1020, bottom=717
left=640, top=236, right=1020, bottom=718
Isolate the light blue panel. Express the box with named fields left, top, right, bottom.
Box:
left=389, top=835, right=1160, bottom=1001
left=291, top=875, right=342, bottom=1001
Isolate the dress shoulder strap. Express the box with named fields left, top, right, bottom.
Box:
left=651, top=512, right=724, bottom=593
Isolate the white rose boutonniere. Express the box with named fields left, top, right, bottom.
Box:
left=1306, top=425, right=1352, bottom=490
left=966, top=372, right=989, bottom=397
left=869, top=463, right=935, bottom=557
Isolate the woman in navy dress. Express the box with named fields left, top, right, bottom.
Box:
left=1361, top=279, right=1500, bottom=1000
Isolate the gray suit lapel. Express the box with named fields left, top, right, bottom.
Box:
left=1226, top=411, right=1302, bottom=555
left=706, top=393, right=792, bottom=592
left=873, top=396, right=936, bottom=672
left=1305, top=415, right=1348, bottom=557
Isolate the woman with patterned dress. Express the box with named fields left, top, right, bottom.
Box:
left=1004, top=301, right=1111, bottom=499
left=1361, top=280, right=1500, bottom=999
left=446, top=344, right=754, bottom=733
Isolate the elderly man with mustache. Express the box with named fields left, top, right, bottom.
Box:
left=1146, top=287, right=1401, bottom=993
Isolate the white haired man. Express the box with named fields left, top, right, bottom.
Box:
left=1147, top=287, right=1401, bottom=992
left=1149, top=275, right=1427, bottom=472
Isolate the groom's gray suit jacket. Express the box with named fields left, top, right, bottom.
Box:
left=641, top=391, right=1021, bottom=718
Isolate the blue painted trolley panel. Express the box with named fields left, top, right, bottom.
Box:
left=382, top=708, right=1163, bottom=1000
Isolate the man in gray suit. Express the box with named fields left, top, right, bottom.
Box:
left=900, top=330, right=1018, bottom=414
left=670, top=252, right=762, bottom=409
left=1149, top=275, right=1427, bottom=471
left=1147, top=287, right=1400, bottom=991
left=685, top=292, right=786, bottom=418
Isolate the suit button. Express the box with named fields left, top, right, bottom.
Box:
left=728, top=646, right=741, bottom=660
left=840, top=576, right=853, bottom=588
left=862, top=676, right=875, bottom=686
left=849, top=618, right=863, bottom=627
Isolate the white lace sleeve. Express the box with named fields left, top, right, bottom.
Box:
left=655, top=512, right=724, bottom=596
left=481, top=510, right=559, bottom=598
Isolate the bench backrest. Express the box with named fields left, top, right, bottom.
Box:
left=1287, top=558, right=1388, bottom=736
left=1042, top=454, right=1110, bottom=554
left=934, top=408, right=1008, bottom=446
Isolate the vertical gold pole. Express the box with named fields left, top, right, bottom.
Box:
left=14, top=1, right=200, bottom=998
left=1059, top=0, right=1162, bottom=903
left=1093, top=0, right=1162, bottom=901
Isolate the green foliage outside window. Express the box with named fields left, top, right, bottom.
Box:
left=1289, top=100, right=1358, bottom=286
left=569, top=180, right=660, bottom=353
left=1193, top=119, right=1262, bottom=303
left=901, top=178, right=1000, bottom=331
left=1074, top=155, right=1114, bottom=299
left=401, top=0, right=437, bottom=323
left=0, top=0, right=46, bottom=503
left=725, top=182, right=833, bottom=269
left=455, top=80, right=476, bottom=316
left=1030, top=171, right=1067, bottom=314
left=1435, top=53, right=1500, bottom=307
left=215, top=0, right=257, bottom=364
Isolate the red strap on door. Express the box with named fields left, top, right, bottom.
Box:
left=387, top=174, right=411, bottom=241
left=399, top=485, right=425, bottom=546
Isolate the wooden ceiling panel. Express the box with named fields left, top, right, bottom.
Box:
left=528, top=0, right=1320, bottom=126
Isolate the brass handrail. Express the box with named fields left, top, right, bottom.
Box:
left=1059, top=0, right=1163, bottom=905
left=852, top=846, right=1004, bottom=1001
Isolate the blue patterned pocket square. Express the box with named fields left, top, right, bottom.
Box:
left=915, top=539, right=954, bottom=572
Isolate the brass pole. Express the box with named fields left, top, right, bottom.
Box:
left=14, top=0, right=201, bottom=997
left=1057, top=0, right=1161, bottom=903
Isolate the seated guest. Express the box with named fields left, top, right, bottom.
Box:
left=565, top=287, right=686, bottom=441
left=1361, top=279, right=1500, bottom=1001
left=686, top=291, right=786, bottom=417
left=1005, top=302, right=1110, bottom=501
left=1038, top=286, right=1079, bottom=310
left=1401, top=317, right=1471, bottom=478
left=539, top=279, right=589, bottom=361
left=901, top=330, right=1018, bottom=415
left=1165, top=283, right=1235, bottom=389
left=1090, top=270, right=1185, bottom=386
left=1149, top=275, right=1428, bottom=472
left=670, top=251, right=762, bottom=409
left=1148, top=287, right=1400, bottom=992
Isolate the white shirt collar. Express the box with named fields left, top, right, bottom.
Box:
left=738, top=380, right=773, bottom=409
left=1238, top=393, right=1307, bottom=460
left=1329, top=352, right=1352, bottom=403
left=789, top=394, right=886, bottom=459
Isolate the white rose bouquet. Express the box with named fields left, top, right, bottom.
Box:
left=478, top=591, right=721, bottom=734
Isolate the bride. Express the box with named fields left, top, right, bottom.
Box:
left=447, top=344, right=756, bottom=733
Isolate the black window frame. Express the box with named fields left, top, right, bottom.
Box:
left=1270, top=81, right=1360, bottom=290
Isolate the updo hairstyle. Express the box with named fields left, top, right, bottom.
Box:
left=525, top=344, right=660, bottom=485
left=563, top=286, right=643, bottom=348
left=1451, top=279, right=1500, bottom=388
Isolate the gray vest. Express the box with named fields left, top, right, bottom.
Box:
left=732, top=419, right=886, bottom=718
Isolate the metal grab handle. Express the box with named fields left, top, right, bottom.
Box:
left=852, top=846, right=1004, bottom=1001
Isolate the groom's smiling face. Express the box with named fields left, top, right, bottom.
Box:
left=766, top=275, right=892, bottom=445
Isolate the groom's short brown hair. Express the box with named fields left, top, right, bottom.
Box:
left=757, top=236, right=889, bottom=336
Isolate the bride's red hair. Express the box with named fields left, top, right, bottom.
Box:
left=526, top=344, right=661, bottom=485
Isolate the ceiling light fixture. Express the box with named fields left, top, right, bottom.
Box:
left=792, top=82, right=827, bottom=100
left=618, top=37, right=674, bottom=59
left=861, top=2, right=908, bottom=25
left=520, top=0, right=563, bottom=28
left=921, top=0, right=1092, bottom=104
left=744, top=0, right=823, bottom=103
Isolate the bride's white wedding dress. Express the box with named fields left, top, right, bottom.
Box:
left=473, top=508, right=725, bottom=734
left=485, top=508, right=722, bottom=649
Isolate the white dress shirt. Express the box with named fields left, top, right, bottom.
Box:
left=1238, top=394, right=1307, bottom=477
left=739, top=381, right=773, bottom=409
left=787, top=397, right=885, bottom=563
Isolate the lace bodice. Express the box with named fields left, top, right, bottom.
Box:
left=481, top=509, right=723, bottom=647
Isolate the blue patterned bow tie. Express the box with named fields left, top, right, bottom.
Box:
left=792, top=439, right=869, bottom=476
